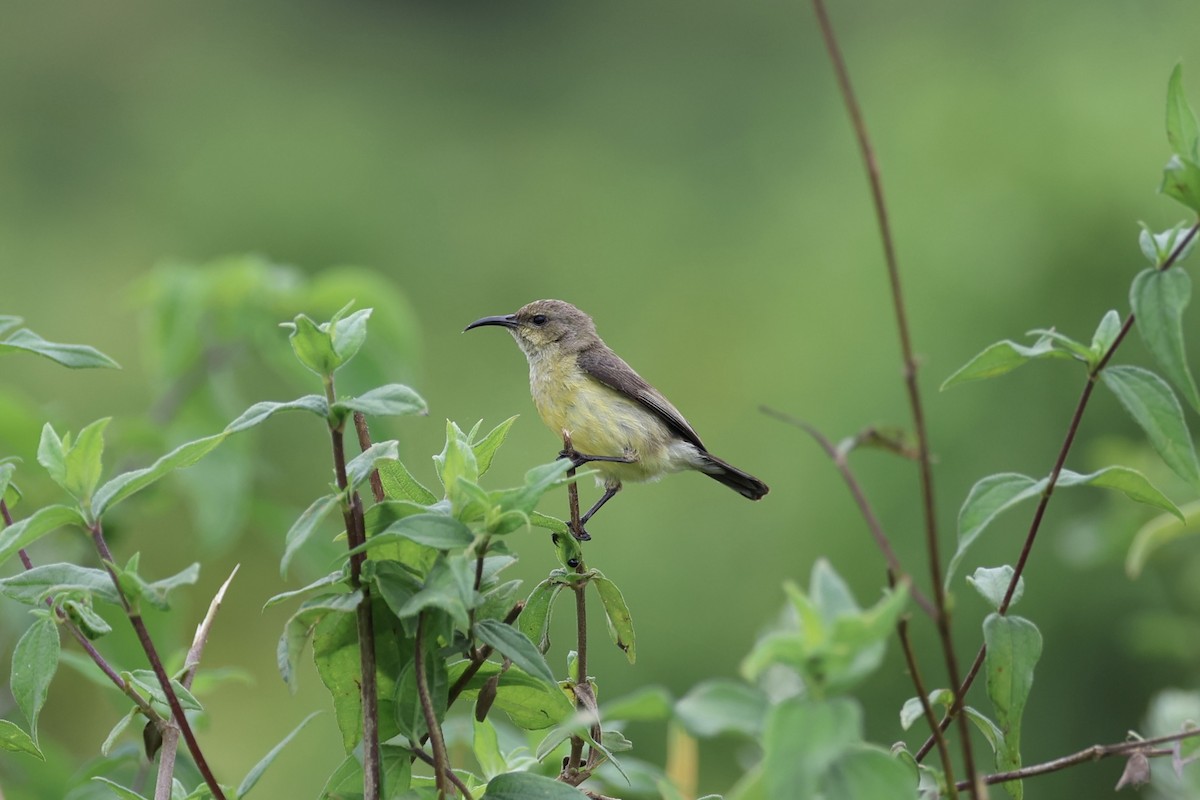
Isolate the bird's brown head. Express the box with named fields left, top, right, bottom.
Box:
left=465, top=299, right=598, bottom=357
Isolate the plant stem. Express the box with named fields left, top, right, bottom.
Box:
left=897, top=615, right=958, bottom=798
left=352, top=411, right=386, bottom=503
left=560, top=431, right=596, bottom=783
left=416, top=613, right=452, bottom=798
left=412, top=746, right=475, bottom=800
left=953, top=727, right=1200, bottom=789
left=446, top=602, right=524, bottom=706
left=326, top=378, right=382, bottom=800
left=89, top=521, right=227, bottom=800
left=916, top=220, right=1200, bottom=762
left=810, top=0, right=977, bottom=789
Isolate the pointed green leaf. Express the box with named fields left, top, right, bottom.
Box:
left=61, top=599, right=111, bottom=640
left=329, top=307, right=372, bottom=367
left=36, top=424, right=67, bottom=489
left=124, top=669, right=203, bottom=715
left=90, top=778, right=149, bottom=800
left=363, top=513, right=474, bottom=552
left=0, top=328, right=120, bottom=369
left=311, top=610, right=367, bottom=753
left=0, top=505, right=85, bottom=569
left=593, top=574, right=636, bottom=664
left=1131, top=268, right=1200, bottom=413
left=1056, top=466, right=1182, bottom=520
left=447, top=660, right=573, bottom=730
left=474, top=618, right=556, bottom=686
left=518, top=578, right=564, bottom=654
left=63, top=418, right=110, bottom=504
left=92, top=433, right=228, bottom=518
left=345, top=440, right=399, bottom=490
left=473, top=717, right=507, bottom=779
left=900, top=689, right=953, bottom=730
left=286, top=313, right=338, bottom=376
left=397, top=556, right=474, bottom=628
left=983, top=614, right=1043, bottom=800
left=237, top=711, right=322, bottom=797
left=483, top=772, right=589, bottom=799
left=1089, top=310, right=1123, bottom=360
left=941, top=337, right=1073, bottom=390
left=263, top=570, right=345, bottom=610
left=138, top=563, right=201, bottom=611
left=376, top=458, right=438, bottom=505
left=1127, top=499, right=1200, bottom=578
left=947, top=473, right=1041, bottom=588
left=1101, top=365, right=1200, bottom=489
left=434, top=420, right=478, bottom=490
left=225, top=395, right=329, bottom=433
left=276, top=591, right=361, bottom=692
left=1161, top=155, right=1200, bottom=213
left=967, top=566, right=1024, bottom=610
left=333, top=384, right=427, bottom=418
left=472, top=415, right=519, bottom=477
left=0, top=563, right=122, bottom=606
left=0, top=718, right=44, bottom=760
left=280, top=493, right=341, bottom=577
left=11, top=615, right=60, bottom=744
left=1167, top=64, right=1199, bottom=160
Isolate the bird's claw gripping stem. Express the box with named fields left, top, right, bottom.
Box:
left=557, top=447, right=639, bottom=470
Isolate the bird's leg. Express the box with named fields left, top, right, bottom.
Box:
left=557, top=447, right=639, bottom=470
left=569, top=482, right=622, bottom=541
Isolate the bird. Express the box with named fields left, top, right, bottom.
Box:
left=465, top=299, right=768, bottom=539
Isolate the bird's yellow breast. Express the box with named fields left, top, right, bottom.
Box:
left=527, top=351, right=674, bottom=485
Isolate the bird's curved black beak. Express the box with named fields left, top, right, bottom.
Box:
left=464, top=314, right=518, bottom=332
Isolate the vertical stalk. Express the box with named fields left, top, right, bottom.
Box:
left=810, top=0, right=977, bottom=789
left=415, top=613, right=452, bottom=798
left=561, top=432, right=591, bottom=779
left=326, top=378, right=381, bottom=800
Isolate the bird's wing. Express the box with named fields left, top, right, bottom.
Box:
left=577, top=346, right=707, bottom=451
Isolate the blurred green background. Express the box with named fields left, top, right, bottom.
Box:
left=4, top=0, right=1200, bottom=796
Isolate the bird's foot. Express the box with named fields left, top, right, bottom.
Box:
left=568, top=520, right=591, bottom=542
left=557, top=447, right=639, bottom=469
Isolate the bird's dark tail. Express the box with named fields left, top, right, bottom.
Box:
left=699, top=453, right=769, bottom=500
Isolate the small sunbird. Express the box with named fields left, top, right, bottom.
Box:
left=465, top=299, right=768, bottom=539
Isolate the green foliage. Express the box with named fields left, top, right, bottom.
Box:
left=983, top=615, right=1043, bottom=799
left=0, top=320, right=120, bottom=370
left=10, top=614, right=59, bottom=746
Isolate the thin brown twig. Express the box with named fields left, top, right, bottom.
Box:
left=760, top=408, right=936, bottom=619
left=916, top=221, right=1200, bottom=762
left=897, top=615, right=958, bottom=798
left=411, top=746, right=475, bottom=800
left=810, top=0, right=978, bottom=789
left=560, top=432, right=591, bottom=781
left=326, top=378, right=382, bottom=799
left=154, top=565, right=239, bottom=800
left=415, top=613, right=452, bottom=797
left=90, top=521, right=227, bottom=800
left=352, top=411, right=386, bottom=504
left=954, top=727, right=1200, bottom=789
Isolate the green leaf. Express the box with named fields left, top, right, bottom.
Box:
left=482, top=772, right=589, bottom=799
left=392, top=648, right=448, bottom=742
left=90, top=778, right=150, bottom=800
left=948, top=474, right=1040, bottom=588
left=822, top=747, right=917, bottom=800
left=899, top=689, right=952, bottom=731
left=530, top=511, right=570, bottom=535
left=0, top=315, right=21, bottom=337
left=263, top=570, right=346, bottom=610
left=281, top=493, right=341, bottom=578
left=311, top=609, right=365, bottom=752
left=0, top=718, right=44, bottom=759
left=518, top=578, right=565, bottom=654
left=983, top=614, right=1043, bottom=800
left=434, top=421, right=478, bottom=490
left=1167, top=64, right=1200, bottom=161
left=1131, top=268, right=1200, bottom=413
left=762, top=697, right=861, bottom=799
left=62, top=418, right=110, bottom=504
left=473, top=718, right=507, bottom=779
left=593, top=574, right=636, bottom=664
left=366, top=513, right=474, bottom=552
left=11, top=616, right=59, bottom=744
left=967, top=566, right=1024, bottom=610
left=237, top=711, right=322, bottom=797
left=92, top=433, right=228, bottom=518
left=345, top=441, right=400, bottom=490
left=1102, top=365, right=1200, bottom=489
left=334, top=384, right=427, bottom=418
left=225, top=395, right=329, bottom=433
left=1139, top=222, right=1198, bottom=267
left=0, top=328, right=120, bottom=369
left=137, top=563, right=201, bottom=611
left=0, top=563, right=122, bottom=606
left=36, top=424, right=67, bottom=489
left=447, top=660, right=573, bottom=730
left=397, top=555, right=475, bottom=628
left=0, top=505, right=85, bottom=569
left=329, top=307, right=372, bottom=367
left=1161, top=154, right=1200, bottom=213
left=1055, top=466, right=1182, bottom=520
left=1127, top=499, right=1200, bottom=577
left=286, top=313, right=339, bottom=376
left=602, top=685, right=674, bottom=723
left=1089, top=310, right=1123, bottom=360
left=125, top=669, right=203, bottom=715
left=674, top=680, right=768, bottom=738
left=381, top=743, right=414, bottom=798
left=474, top=619, right=557, bottom=686
left=277, top=591, right=361, bottom=693
left=376, top=458, right=438, bottom=505
left=964, top=706, right=1007, bottom=756
left=941, top=337, right=1072, bottom=390
left=472, top=416, right=519, bottom=477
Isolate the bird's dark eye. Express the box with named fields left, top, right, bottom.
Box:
left=531, top=314, right=548, bottom=326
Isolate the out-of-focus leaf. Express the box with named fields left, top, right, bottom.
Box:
left=0, top=328, right=120, bottom=369
left=1102, top=365, right=1200, bottom=489
left=1130, top=267, right=1200, bottom=412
